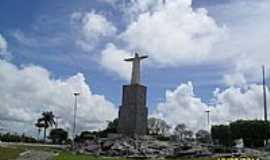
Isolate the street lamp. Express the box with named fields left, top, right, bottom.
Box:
left=205, top=108, right=210, bottom=131
left=73, top=92, right=80, bottom=140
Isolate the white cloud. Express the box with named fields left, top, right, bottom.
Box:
left=153, top=82, right=209, bottom=130
left=69, top=0, right=270, bottom=85
left=99, top=43, right=132, bottom=81
left=72, top=11, right=117, bottom=51
left=121, top=0, right=226, bottom=66
left=0, top=34, right=9, bottom=57
left=223, top=73, right=247, bottom=87
left=209, top=0, right=270, bottom=83
left=0, top=34, right=7, bottom=52
left=212, top=84, right=267, bottom=124
left=0, top=60, right=117, bottom=136
left=95, top=0, right=227, bottom=80
left=99, top=0, right=270, bottom=85
left=153, top=82, right=268, bottom=131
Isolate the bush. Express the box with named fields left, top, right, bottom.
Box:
left=211, top=146, right=232, bottom=153
left=76, top=131, right=96, bottom=142
left=49, top=128, right=68, bottom=144
left=196, top=130, right=211, bottom=144
left=156, top=135, right=170, bottom=141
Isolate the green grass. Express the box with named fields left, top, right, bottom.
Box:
left=0, top=146, right=25, bottom=160
left=0, top=145, right=215, bottom=160
left=54, top=152, right=215, bottom=160
left=0, top=144, right=60, bottom=160
left=54, top=152, right=130, bottom=160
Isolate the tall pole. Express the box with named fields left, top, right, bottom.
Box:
left=73, top=92, right=80, bottom=140
left=263, top=66, right=268, bottom=121
left=205, top=109, right=210, bottom=131
left=163, top=0, right=166, bottom=5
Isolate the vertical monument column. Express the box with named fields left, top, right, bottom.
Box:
left=118, top=53, right=148, bottom=136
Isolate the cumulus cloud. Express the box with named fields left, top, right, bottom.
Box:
left=95, top=0, right=226, bottom=80
left=209, top=0, right=270, bottom=84
left=212, top=84, right=266, bottom=124
left=153, top=82, right=209, bottom=130
left=98, top=0, right=270, bottom=85
left=100, top=43, right=132, bottom=81
left=223, top=73, right=247, bottom=87
left=0, top=60, right=117, bottom=136
left=121, top=0, right=226, bottom=66
left=153, top=82, right=268, bottom=131
left=72, top=11, right=117, bottom=51
left=70, top=0, right=269, bottom=85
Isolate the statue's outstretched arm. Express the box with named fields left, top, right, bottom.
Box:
left=140, top=55, right=148, bottom=59
left=124, top=58, right=135, bottom=61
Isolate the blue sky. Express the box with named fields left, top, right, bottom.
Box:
left=0, top=0, right=270, bottom=134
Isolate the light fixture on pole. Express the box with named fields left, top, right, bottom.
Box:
left=73, top=92, right=80, bottom=140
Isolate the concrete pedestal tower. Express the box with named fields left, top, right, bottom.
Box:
left=118, top=53, right=148, bottom=136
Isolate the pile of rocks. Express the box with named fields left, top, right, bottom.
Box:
left=74, top=136, right=212, bottom=158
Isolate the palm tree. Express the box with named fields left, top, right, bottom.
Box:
left=35, top=111, right=55, bottom=142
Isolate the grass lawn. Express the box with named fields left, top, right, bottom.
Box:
left=54, top=152, right=127, bottom=160
left=54, top=152, right=215, bottom=160
left=0, top=144, right=60, bottom=160
left=0, top=146, right=25, bottom=160
left=0, top=145, right=215, bottom=160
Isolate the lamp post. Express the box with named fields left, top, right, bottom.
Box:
left=73, top=92, right=80, bottom=140
left=262, top=65, right=268, bottom=121
left=205, top=108, right=211, bottom=131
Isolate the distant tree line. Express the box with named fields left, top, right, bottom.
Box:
left=73, top=117, right=211, bottom=144
left=0, top=133, right=37, bottom=143
left=6, top=110, right=268, bottom=149
left=211, top=120, right=270, bottom=148
left=0, top=130, right=69, bottom=145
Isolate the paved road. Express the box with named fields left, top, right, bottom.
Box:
left=16, top=150, right=56, bottom=160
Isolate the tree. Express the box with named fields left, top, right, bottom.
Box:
left=0, top=133, right=36, bottom=143
left=211, top=125, right=232, bottom=147
left=107, top=118, right=119, bottom=133
left=196, top=130, right=211, bottom=144
left=36, top=111, right=55, bottom=142
left=174, top=124, right=187, bottom=141
left=230, top=120, right=270, bottom=147
left=88, top=118, right=119, bottom=138
left=49, top=128, right=68, bottom=144
left=183, top=130, right=193, bottom=139
left=148, top=118, right=171, bottom=136
left=75, top=131, right=96, bottom=142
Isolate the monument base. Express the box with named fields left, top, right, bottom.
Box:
left=118, top=84, right=148, bottom=136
